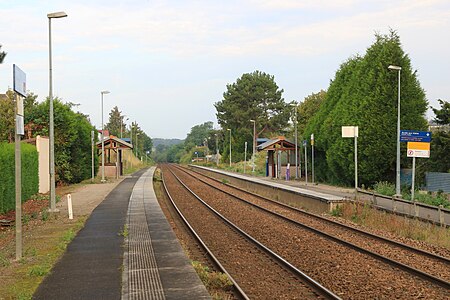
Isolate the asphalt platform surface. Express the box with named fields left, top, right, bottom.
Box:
left=33, top=169, right=147, bottom=300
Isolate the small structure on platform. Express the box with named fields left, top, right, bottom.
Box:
left=97, top=136, right=133, bottom=178
left=257, top=136, right=298, bottom=179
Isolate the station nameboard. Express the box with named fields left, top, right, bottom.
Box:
left=400, top=130, right=431, bottom=143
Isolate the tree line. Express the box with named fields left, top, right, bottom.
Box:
left=0, top=90, right=153, bottom=185
left=153, top=30, right=449, bottom=188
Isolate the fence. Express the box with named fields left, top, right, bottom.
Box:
left=357, top=189, right=449, bottom=227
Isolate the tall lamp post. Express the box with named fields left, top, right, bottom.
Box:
left=227, top=128, right=231, bottom=167
left=250, top=119, right=256, bottom=173
left=215, top=133, right=219, bottom=166
left=388, top=65, right=402, bottom=196
left=101, top=90, right=110, bottom=183
left=136, top=132, right=140, bottom=160
left=290, top=102, right=298, bottom=179
left=48, top=11, right=68, bottom=211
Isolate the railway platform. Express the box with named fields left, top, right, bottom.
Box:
left=34, top=167, right=210, bottom=300
left=191, top=165, right=347, bottom=213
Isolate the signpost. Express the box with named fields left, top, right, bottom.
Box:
left=13, top=64, right=26, bottom=260
left=303, top=140, right=308, bottom=184
left=311, top=134, right=314, bottom=184
left=407, top=141, right=431, bottom=201
left=342, top=126, right=359, bottom=192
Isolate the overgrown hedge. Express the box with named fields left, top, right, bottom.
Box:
left=0, top=142, right=39, bottom=214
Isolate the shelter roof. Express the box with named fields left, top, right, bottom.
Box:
left=96, top=135, right=133, bottom=149
left=257, top=136, right=296, bottom=151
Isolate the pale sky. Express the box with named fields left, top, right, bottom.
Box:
left=1, top=0, right=449, bottom=139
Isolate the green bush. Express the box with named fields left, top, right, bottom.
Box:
left=0, top=142, right=39, bottom=214
left=373, top=181, right=396, bottom=196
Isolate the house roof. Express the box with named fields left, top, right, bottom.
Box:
left=96, top=135, right=133, bottom=149
left=257, top=136, right=296, bottom=151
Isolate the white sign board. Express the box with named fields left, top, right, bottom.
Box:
left=407, top=149, right=430, bottom=158
left=13, top=64, right=27, bottom=97
left=342, top=126, right=359, bottom=138
left=16, top=115, right=24, bottom=135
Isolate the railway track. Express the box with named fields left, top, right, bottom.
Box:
left=176, top=164, right=450, bottom=283
left=167, top=164, right=450, bottom=299
left=161, top=164, right=341, bottom=299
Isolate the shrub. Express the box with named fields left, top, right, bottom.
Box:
left=373, top=181, right=396, bottom=196
left=0, top=142, right=39, bottom=214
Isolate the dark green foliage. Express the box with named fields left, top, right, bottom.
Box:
left=426, top=99, right=450, bottom=173
left=105, top=106, right=122, bottom=137
left=215, top=70, right=290, bottom=162
left=0, top=45, right=6, bottom=63
left=304, top=31, right=428, bottom=186
left=26, top=98, right=98, bottom=184
left=0, top=142, right=38, bottom=214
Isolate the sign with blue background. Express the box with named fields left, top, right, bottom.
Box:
left=400, top=130, right=431, bottom=142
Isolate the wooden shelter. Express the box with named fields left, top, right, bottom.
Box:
left=257, top=136, right=298, bottom=178
left=96, top=136, right=133, bottom=178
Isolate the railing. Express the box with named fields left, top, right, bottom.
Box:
left=357, top=189, right=449, bottom=227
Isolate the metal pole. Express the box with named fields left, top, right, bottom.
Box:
left=395, top=69, right=401, bottom=196
left=48, top=17, right=57, bottom=212
left=244, top=141, right=247, bottom=174
left=304, top=142, right=308, bottom=184
left=312, top=144, right=314, bottom=184
left=216, top=134, right=219, bottom=166
left=355, top=134, right=358, bottom=192
left=15, top=95, right=22, bottom=260
left=101, top=92, right=105, bottom=182
left=91, top=130, right=94, bottom=182
left=229, top=129, right=232, bottom=167
left=411, top=156, right=416, bottom=201
left=120, top=118, right=123, bottom=139
left=294, top=108, right=298, bottom=179
left=252, top=120, right=256, bottom=173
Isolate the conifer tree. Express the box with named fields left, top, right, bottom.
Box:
left=304, top=30, right=428, bottom=186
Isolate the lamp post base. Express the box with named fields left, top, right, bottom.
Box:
left=48, top=208, right=60, bottom=213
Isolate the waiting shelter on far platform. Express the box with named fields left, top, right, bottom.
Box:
left=96, top=135, right=133, bottom=178
left=257, top=136, right=298, bottom=179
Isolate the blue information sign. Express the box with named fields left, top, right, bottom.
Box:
left=400, top=130, right=431, bottom=142
left=302, top=140, right=307, bottom=146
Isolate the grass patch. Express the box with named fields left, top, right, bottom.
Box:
left=119, top=224, right=129, bottom=238
left=0, top=216, right=88, bottom=299
left=373, top=181, right=450, bottom=208
left=28, top=264, right=50, bottom=277
left=338, top=202, right=450, bottom=248
left=192, top=261, right=232, bottom=298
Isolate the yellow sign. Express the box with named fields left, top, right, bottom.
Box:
left=407, top=142, right=430, bottom=151
left=407, top=142, right=430, bottom=158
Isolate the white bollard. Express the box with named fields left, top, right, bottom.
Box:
left=67, top=194, right=73, bottom=220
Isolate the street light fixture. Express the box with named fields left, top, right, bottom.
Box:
left=388, top=65, right=402, bottom=196
left=250, top=120, right=256, bottom=173
left=290, top=102, right=299, bottom=179
left=227, top=128, right=231, bottom=167
left=101, top=90, right=110, bottom=183
left=48, top=11, right=68, bottom=212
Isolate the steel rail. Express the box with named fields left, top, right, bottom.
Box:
left=167, top=165, right=342, bottom=300
left=183, top=164, right=450, bottom=264
left=160, top=167, right=249, bottom=300
left=175, top=165, right=450, bottom=290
